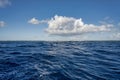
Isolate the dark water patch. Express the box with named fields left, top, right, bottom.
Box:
left=10, top=52, right=21, bottom=55
left=0, top=58, right=20, bottom=67
left=0, top=50, right=5, bottom=53
left=95, top=49, right=115, bottom=54
left=48, top=71, right=71, bottom=80
left=17, top=45, right=36, bottom=47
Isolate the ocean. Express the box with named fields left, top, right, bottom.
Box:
left=0, top=41, right=120, bottom=80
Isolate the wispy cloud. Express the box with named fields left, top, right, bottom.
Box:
left=0, top=21, right=5, bottom=27
left=111, top=33, right=120, bottom=39
left=29, top=15, right=113, bottom=36
left=28, top=17, right=48, bottom=24
left=99, top=16, right=114, bottom=25
left=0, top=0, right=11, bottom=8
left=28, top=18, right=40, bottom=24
left=116, top=33, right=120, bottom=39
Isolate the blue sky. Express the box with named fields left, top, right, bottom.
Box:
left=0, top=0, right=120, bottom=41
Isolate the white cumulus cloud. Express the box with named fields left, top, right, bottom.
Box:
left=28, top=15, right=113, bottom=36
left=0, top=0, right=11, bottom=8
left=0, top=21, right=5, bottom=27
left=46, top=15, right=112, bottom=36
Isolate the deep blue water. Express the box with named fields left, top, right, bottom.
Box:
left=0, top=41, right=120, bottom=80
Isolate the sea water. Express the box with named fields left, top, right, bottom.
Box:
left=0, top=41, right=120, bottom=80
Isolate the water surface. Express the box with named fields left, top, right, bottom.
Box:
left=0, top=41, right=120, bottom=80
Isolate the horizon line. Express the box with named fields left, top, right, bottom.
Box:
left=0, top=40, right=120, bottom=42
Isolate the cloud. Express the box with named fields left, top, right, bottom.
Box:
left=45, top=15, right=113, bottom=36
left=112, top=33, right=120, bottom=39
left=0, top=21, right=5, bottom=27
left=0, top=0, right=11, bottom=8
left=28, top=15, right=114, bottom=36
left=116, top=33, right=120, bottom=38
left=99, top=16, right=114, bottom=25
left=28, top=18, right=40, bottom=24
left=28, top=17, right=48, bottom=24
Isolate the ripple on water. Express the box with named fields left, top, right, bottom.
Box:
left=0, top=41, right=120, bottom=80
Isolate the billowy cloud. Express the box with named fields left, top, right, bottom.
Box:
left=0, top=0, right=11, bottom=8
left=46, top=15, right=112, bottom=36
left=0, top=21, right=5, bottom=27
left=28, top=15, right=113, bottom=36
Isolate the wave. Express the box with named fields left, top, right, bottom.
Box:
left=0, top=41, right=120, bottom=80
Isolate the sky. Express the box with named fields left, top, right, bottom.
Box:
left=0, top=0, right=120, bottom=41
